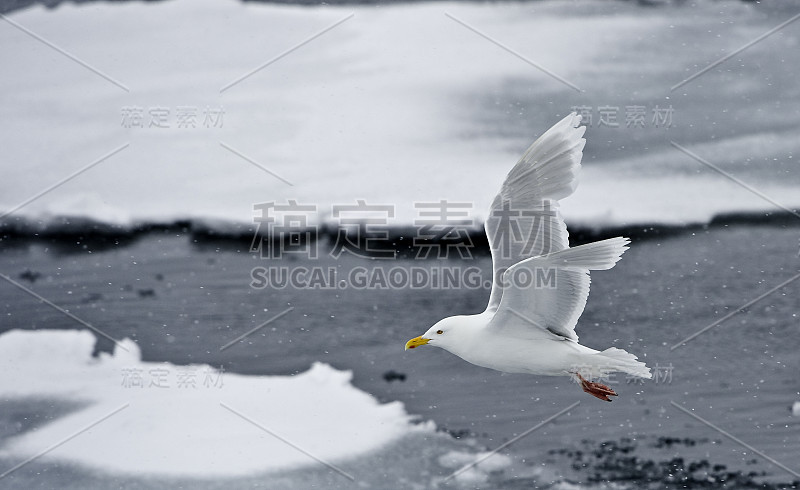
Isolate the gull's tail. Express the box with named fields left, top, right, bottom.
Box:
left=594, top=347, right=652, bottom=379
left=544, top=236, right=630, bottom=270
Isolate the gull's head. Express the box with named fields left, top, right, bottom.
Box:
left=404, top=316, right=472, bottom=353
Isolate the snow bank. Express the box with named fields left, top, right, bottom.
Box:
left=2, top=0, right=796, bottom=230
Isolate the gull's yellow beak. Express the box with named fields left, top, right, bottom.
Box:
left=405, top=336, right=430, bottom=351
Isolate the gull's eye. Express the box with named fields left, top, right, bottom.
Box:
left=436, top=330, right=444, bottom=335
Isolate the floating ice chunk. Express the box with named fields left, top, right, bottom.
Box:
left=436, top=450, right=513, bottom=484
left=0, top=329, right=420, bottom=477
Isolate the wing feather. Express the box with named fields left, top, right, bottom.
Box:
left=488, top=237, right=630, bottom=342
left=484, top=113, right=585, bottom=312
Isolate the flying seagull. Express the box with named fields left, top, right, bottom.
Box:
left=405, top=113, right=651, bottom=401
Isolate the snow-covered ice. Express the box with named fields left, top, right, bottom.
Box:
left=0, top=329, right=423, bottom=476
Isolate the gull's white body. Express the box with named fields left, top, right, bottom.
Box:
left=432, top=313, right=601, bottom=376
left=406, top=113, right=651, bottom=394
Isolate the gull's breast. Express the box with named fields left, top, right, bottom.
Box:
left=451, top=334, right=578, bottom=376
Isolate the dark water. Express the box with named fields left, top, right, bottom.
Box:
left=0, top=223, right=798, bottom=488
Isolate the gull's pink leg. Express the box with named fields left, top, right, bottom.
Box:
left=573, top=372, right=618, bottom=402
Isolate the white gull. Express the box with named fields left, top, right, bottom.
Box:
left=405, top=113, right=651, bottom=401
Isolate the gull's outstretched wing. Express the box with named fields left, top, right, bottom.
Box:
left=484, top=113, right=585, bottom=313
left=488, top=237, right=630, bottom=342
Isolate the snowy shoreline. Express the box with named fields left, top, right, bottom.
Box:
left=2, top=208, right=798, bottom=253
